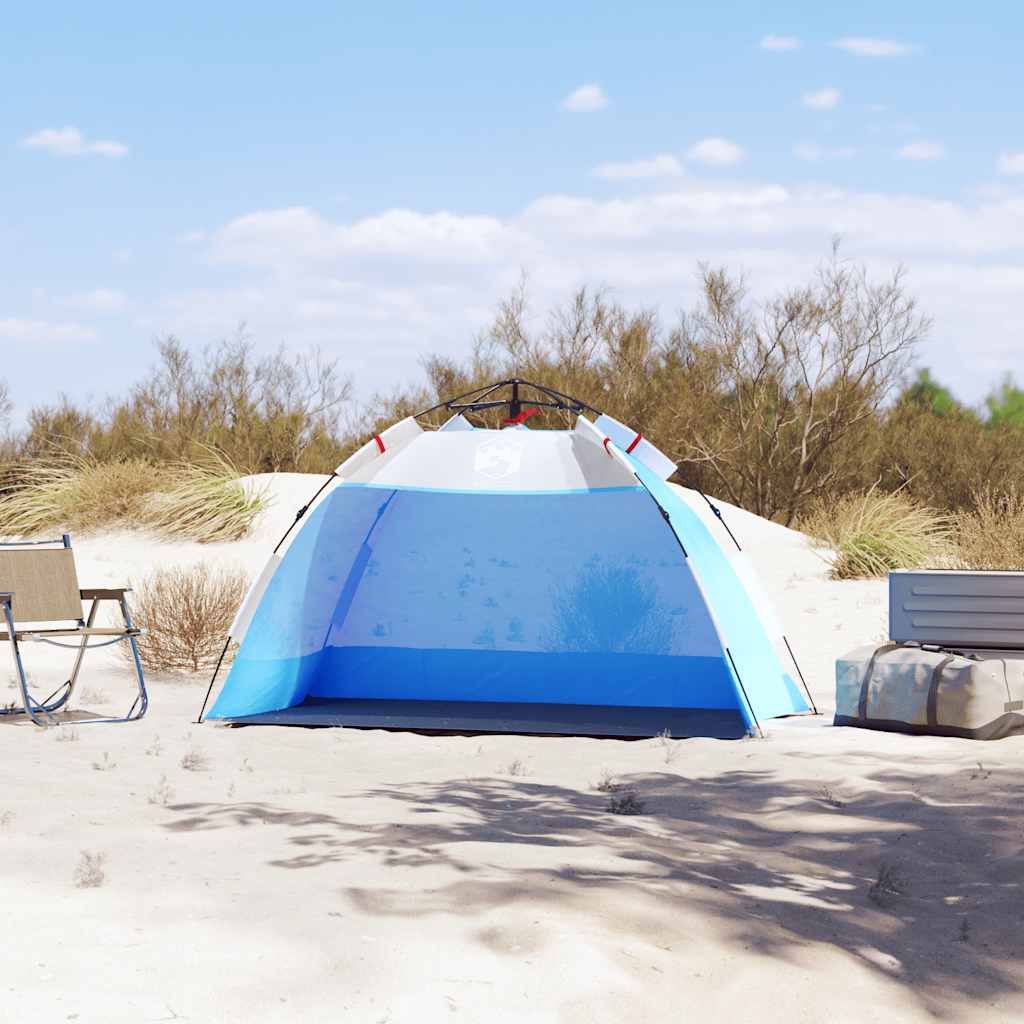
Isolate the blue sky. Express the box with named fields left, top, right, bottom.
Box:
left=3, top=2, right=1023, bottom=421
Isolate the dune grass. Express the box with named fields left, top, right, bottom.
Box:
left=800, top=488, right=954, bottom=579
left=0, top=450, right=266, bottom=543
left=141, top=451, right=267, bottom=543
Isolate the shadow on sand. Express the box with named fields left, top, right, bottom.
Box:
left=164, top=759, right=1024, bottom=1014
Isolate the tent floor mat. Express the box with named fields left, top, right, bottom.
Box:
left=220, top=698, right=748, bottom=739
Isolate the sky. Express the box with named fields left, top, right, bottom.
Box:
left=3, top=1, right=1023, bottom=422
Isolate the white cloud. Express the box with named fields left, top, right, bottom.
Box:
left=61, top=288, right=129, bottom=314
left=898, top=140, right=946, bottom=161
left=141, top=175, right=1024, bottom=407
left=593, top=154, right=684, bottom=180
left=0, top=318, right=98, bottom=343
left=687, top=137, right=745, bottom=167
left=802, top=87, right=840, bottom=111
left=561, top=83, right=608, bottom=113
left=997, top=152, right=1024, bottom=175
left=794, top=143, right=857, bottom=162
left=759, top=35, right=800, bottom=51
left=176, top=230, right=207, bottom=244
left=20, top=126, right=128, bottom=158
left=833, top=37, right=916, bottom=57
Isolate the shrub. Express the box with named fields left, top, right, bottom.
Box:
left=955, top=487, right=1024, bottom=570
left=126, top=564, right=248, bottom=673
left=799, top=489, right=953, bottom=579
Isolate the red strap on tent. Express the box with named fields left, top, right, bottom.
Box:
left=502, top=406, right=542, bottom=426
left=374, top=435, right=385, bottom=453
left=626, top=432, right=643, bottom=453
left=602, top=436, right=613, bottom=456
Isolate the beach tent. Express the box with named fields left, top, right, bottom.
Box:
left=202, top=381, right=814, bottom=738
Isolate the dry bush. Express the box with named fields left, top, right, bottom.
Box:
left=800, top=488, right=953, bottom=579
left=126, top=564, right=248, bottom=673
left=955, top=487, right=1024, bottom=570
left=874, top=405, right=1024, bottom=511
left=0, top=451, right=265, bottom=542
left=22, top=333, right=352, bottom=473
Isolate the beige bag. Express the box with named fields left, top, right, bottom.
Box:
left=835, top=643, right=1024, bottom=740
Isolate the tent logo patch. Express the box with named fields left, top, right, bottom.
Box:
left=474, top=438, right=524, bottom=479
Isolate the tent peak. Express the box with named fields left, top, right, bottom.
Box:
left=414, top=379, right=600, bottom=422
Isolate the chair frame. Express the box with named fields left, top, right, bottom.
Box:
left=0, top=535, right=148, bottom=726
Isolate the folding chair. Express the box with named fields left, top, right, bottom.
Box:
left=0, top=534, right=148, bottom=726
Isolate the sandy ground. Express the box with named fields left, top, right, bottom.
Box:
left=2, top=474, right=1022, bottom=1023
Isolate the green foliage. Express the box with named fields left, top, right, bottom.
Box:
left=985, top=374, right=1024, bottom=430
left=901, top=368, right=960, bottom=417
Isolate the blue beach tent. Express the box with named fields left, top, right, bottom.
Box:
left=202, top=381, right=814, bottom=738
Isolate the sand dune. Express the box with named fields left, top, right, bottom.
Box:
left=2, top=474, right=1021, bottom=1022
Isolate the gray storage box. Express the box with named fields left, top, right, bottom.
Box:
left=836, top=643, right=1024, bottom=740
left=890, top=570, right=1024, bottom=649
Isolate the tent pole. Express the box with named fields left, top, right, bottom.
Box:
left=195, top=636, right=231, bottom=724
left=784, top=635, right=819, bottom=715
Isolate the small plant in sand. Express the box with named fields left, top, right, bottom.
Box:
left=607, top=789, right=646, bottom=815
left=126, top=564, right=248, bottom=673
left=799, top=487, right=953, bottom=579
left=0, top=810, right=14, bottom=829
left=656, top=728, right=678, bottom=765
left=958, top=917, right=971, bottom=943
left=149, top=774, right=175, bottom=806
left=502, top=758, right=528, bottom=777
left=868, top=860, right=909, bottom=905
left=239, top=757, right=254, bottom=773
left=54, top=726, right=79, bottom=743
left=73, top=850, right=107, bottom=889
left=970, top=762, right=991, bottom=780
left=819, top=784, right=845, bottom=809
left=180, top=748, right=210, bottom=772
left=91, top=751, right=117, bottom=772
left=78, top=687, right=110, bottom=705
left=145, top=734, right=163, bottom=757
left=594, top=769, right=620, bottom=793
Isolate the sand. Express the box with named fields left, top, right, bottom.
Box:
left=1, top=474, right=1022, bottom=1023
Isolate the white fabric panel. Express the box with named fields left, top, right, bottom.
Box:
left=345, top=425, right=638, bottom=491
left=669, top=483, right=790, bottom=661
left=334, top=416, right=422, bottom=477
left=438, top=414, right=475, bottom=432
left=230, top=553, right=283, bottom=642
left=594, top=413, right=677, bottom=480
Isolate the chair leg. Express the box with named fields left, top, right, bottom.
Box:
left=56, top=598, right=101, bottom=713
left=2, top=602, right=55, bottom=727
left=119, top=594, right=148, bottom=722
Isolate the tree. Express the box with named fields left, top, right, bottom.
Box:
left=985, top=374, right=1024, bottom=430
left=671, top=252, right=930, bottom=525
left=902, top=368, right=960, bottom=417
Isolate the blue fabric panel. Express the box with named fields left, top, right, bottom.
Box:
left=210, top=482, right=743, bottom=720
left=629, top=462, right=810, bottom=721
